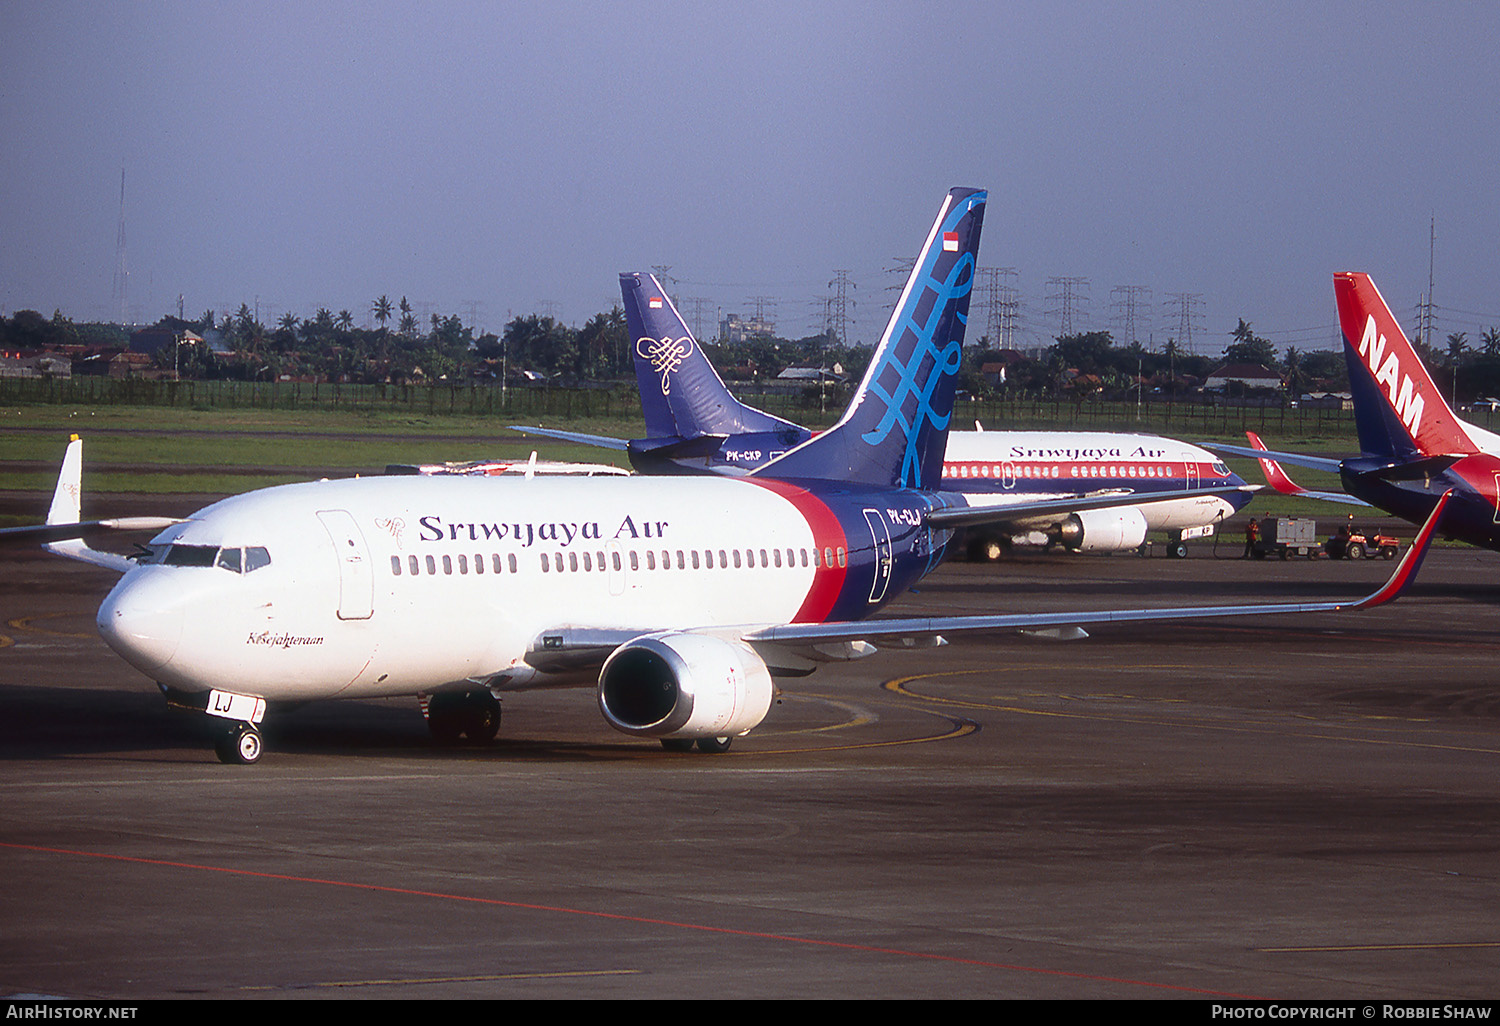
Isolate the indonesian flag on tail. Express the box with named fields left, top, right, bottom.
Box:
left=648, top=297, right=664, bottom=309
left=942, top=232, right=959, bottom=252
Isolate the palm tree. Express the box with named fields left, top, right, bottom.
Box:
left=372, top=295, right=392, bottom=331
left=1483, top=326, right=1500, bottom=357
left=1284, top=345, right=1304, bottom=400
left=1448, top=332, right=1469, bottom=406
left=336, top=310, right=354, bottom=334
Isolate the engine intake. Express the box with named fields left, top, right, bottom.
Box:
left=598, top=633, right=774, bottom=740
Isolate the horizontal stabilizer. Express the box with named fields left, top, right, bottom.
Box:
left=627, top=434, right=730, bottom=460
left=0, top=436, right=178, bottom=572
left=1205, top=441, right=1345, bottom=475
left=1207, top=432, right=1368, bottom=506
left=509, top=425, right=630, bottom=451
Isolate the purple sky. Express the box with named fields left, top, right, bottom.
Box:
left=5, top=2, right=1499, bottom=357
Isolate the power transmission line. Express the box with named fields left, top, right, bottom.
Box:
left=1163, top=292, right=1204, bottom=355
left=1045, top=277, right=1089, bottom=337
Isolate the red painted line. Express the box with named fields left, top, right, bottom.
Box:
left=2, top=840, right=1262, bottom=998
left=747, top=478, right=847, bottom=623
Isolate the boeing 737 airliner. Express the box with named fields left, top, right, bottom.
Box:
left=517, top=272, right=1254, bottom=558
left=1214, top=272, right=1500, bottom=552
left=3, top=194, right=1444, bottom=764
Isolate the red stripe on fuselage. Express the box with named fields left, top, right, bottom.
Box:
left=940, top=460, right=1222, bottom=484
left=747, top=478, right=848, bottom=623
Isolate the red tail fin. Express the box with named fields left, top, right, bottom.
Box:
left=1334, top=272, right=1475, bottom=457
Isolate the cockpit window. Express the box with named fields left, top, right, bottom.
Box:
left=163, top=544, right=219, bottom=567
left=1212, top=461, right=1230, bottom=477
left=161, top=544, right=272, bottom=573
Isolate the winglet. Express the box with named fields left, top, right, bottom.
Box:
left=1351, top=490, right=1450, bottom=609
left=1245, top=430, right=1308, bottom=497
left=47, top=434, right=83, bottom=526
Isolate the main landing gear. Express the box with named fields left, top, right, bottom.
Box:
left=424, top=690, right=502, bottom=745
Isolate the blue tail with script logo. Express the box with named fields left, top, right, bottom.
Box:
left=752, top=187, right=986, bottom=490
left=620, top=272, right=806, bottom=445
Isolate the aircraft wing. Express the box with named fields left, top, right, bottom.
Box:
left=0, top=436, right=179, bottom=572
left=515, top=492, right=1447, bottom=678
left=509, top=425, right=630, bottom=451
left=1208, top=431, right=1368, bottom=506
left=924, top=484, right=1259, bottom=530
left=747, top=490, right=1446, bottom=658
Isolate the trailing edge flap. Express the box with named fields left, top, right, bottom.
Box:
left=925, top=485, right=1259, bottom=530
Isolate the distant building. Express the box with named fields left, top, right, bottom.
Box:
left=775, top=366, right=845, bottom=384
left=1299, top=391, right=1353, bottom=410
left=129, top=326, right=202, bottom=356
left=1205, top=362, right=1285, bottom=391
left=719, top=313, right=775, bottom=343
left=0, top=350, right=71, bottom=379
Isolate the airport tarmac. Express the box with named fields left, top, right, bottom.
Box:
left=2, top=543, right=1499, bottom=999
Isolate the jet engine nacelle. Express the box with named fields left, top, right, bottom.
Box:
left=1057, top=506, right=1149, bottom=552
left=597, top=632, right=774, bottom=740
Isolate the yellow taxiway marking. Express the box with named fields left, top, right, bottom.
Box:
left=753, top=717, right=977, bottom=754
left=8, top=612, right=92, bottom=638
left=885, top=668, right=1500, bottom=757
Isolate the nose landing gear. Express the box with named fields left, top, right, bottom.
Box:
left=214, top=722, right=264, bottom=764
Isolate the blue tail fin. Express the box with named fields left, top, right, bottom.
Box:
left=620, top=272, right=803, bottom=441
left=752, top=187, right=986, bottom=489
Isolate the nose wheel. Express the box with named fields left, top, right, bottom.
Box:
left=214, top=723, right=264, bottom=765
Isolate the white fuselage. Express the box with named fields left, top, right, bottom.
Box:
left=940, top=430, right=1243, bottom=531
left=96, top=475, right=896, bottom=703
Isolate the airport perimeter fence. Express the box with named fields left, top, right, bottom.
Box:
left=13, top=374, right=1491, bottom=442
left=0, top=375, right=633, bottom=421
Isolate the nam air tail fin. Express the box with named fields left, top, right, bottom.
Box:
left=1336, top=272, right=1476, bottom=460
left=620, top=272, right=803, bottom=442
left=752, top=187, right=986, bottom=489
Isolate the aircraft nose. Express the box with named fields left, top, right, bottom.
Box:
left=97, top=573, right=185, bottom=674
